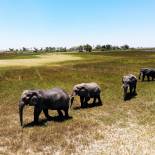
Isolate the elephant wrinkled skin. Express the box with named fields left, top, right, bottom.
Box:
left=122, top=74, right=137, bottom=100
left=139, top=68, right=155, bottom=81
left=71, top=82, right=102, bottom=108
left=19, top=88, right=70, bottom=127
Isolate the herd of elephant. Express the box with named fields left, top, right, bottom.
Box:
left=19, top=68, right=155, bottom=127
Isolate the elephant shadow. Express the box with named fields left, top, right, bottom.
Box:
left=23, top=116, right=72, bottom=128
left=73, top=102, right=103, bottom=110
left=124, top=92, right=137, bottom=101
left=141, top=80, right=154, bottom=82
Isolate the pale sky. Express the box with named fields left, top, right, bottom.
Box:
left=0, top=0, right=155, bottom=49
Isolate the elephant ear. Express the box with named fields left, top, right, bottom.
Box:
left=29, top=95, right=38, bottom=106
left=123, top=83, right=129, bottom=89
left=78, top=87, right=89, bottom=97
left=72, top=86, right=80, bottom=96
left=21, top=90, right=33, bottom=105
left=29, top=91, right=42, bottom=106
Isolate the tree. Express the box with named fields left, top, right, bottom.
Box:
left=95, top=45, right=102, bottom=51
left=9, top=48, right=14, bottom=52
left=77, top=45, right=84, bottom=52
left=22, top=47, right=28, bottom=51
left=39, top=48, right=43, bottom=52
left=112, top=46, right=120, bottom=50
left=121, top=45, right=129, bottom=50
left=45, top=47, right=49, bottom=52
left=50, top=47, right=56, bottom=52
left=59, top=47, right=67, bottom=52
left=105, top=44, right=112, bottom=50
left=33, top=47, right=38, bottom=53
left=84, top=44, right=92, bottom=52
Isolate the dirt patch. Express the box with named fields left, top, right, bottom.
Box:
left=0, top=54, right=82, bottom=68
left=75, top=123, right=155, bottom=155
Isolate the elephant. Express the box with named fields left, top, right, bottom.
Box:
left=139, top=68, right=155, bottom=81
left=19, top=87, right=70, bottom=127
left=71, top=82, right=102, bottom=108
left=122, top=74, right=137, bottom=100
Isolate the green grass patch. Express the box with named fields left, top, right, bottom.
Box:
left=0, top=51, right=155, bottom=154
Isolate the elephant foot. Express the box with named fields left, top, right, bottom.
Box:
left=133, top=91, right=137, bottom=95
left=58, top=115, right=63, bottom=119
left=46, top=115, right=53, bottom=121
left=81, top=103, right=88, bottom=108
left=92, top=102, right=96, bottom=106
left=123, top=96, right=127, bottom=101
left=81, top=105, right=86, bottom=108
left=64, top=115, right=71, bottom=120
left=34, top=120, right=40, bottom=125
left=97, top=102, right=103, bottom=106
left=81, top=105, right=84, bottom=108
left=57, top=110, right=64, bottom=118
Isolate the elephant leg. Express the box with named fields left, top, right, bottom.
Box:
left=97, top=95, right=102, bottom=105
left=147, top=75, right=150, bottom=81
left=142, top=75, right=145, bottom=81
left=92, top=97, right=97, bottom=105
left=152, top=76, right=154, bottom=81
left=80, top=96, right=85, bottom=108
left=43, top=108, right=52, bottom=120
left=34, top=106, right=42, bottom=124
left=84, top=97, right=90, bottom=107
left=63, top=108, right=69, bottom=118
left=57, top=110, right=63, bottom=117
left=130, top=86, right=132, bottom=94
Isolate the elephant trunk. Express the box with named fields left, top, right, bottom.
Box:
left=123, top=86, right=128, bottom=100
left=70, top=96, right=74, bottom=108
left=70, top=91, right=76, bottom=108
left=19, top=101, right=25, bottom=127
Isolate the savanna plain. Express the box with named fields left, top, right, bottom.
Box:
left=0, top=51, right=155, bottom=155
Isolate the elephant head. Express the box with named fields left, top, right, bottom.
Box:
left=70, top=84, right=89, bottom=106
left=122, top=83, right=129, bottom=100
left=122, top=76, right=129, bottom=100
left=19, top=90, right=41, bottom=126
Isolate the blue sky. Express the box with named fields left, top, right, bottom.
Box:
left=0, top=0, right=155, bottom=49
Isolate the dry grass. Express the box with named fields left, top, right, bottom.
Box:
left=0, top=51, right=155, bottom=155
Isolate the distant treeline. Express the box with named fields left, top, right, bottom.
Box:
left=6, top=44, right=131, bottom=53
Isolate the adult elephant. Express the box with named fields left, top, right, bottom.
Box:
left=19, top=88, right=70, bottom=127
left=71, top=82, right=102, bottom=108
left=122, top=74, right=137, bottom=100
left=139, top=68, right=155, bottom=81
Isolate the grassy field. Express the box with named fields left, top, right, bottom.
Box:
left=0, top=51, right=155, bottom=155
left=0, top=53, right=82, bottom=67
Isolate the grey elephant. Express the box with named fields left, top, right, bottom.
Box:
left=122, top=74, right=137, bottom=100
left=19, top=87, right=70, bottom=127
left=71, top=82, right=102, bottom=108
left=139, top=68, right=155, bottom=81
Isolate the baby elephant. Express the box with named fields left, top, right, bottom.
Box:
left=122, top=74, right=137, bottom=100
left=71, top=82, right=102, bottom=108
left=19, top=88, right=70, bottom=127
left=139, top=68, right=155, bottom=81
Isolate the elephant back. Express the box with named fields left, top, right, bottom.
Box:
left=85, top=83, right=101, bottom=96
left=45, top=88, right=70, bottom=110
